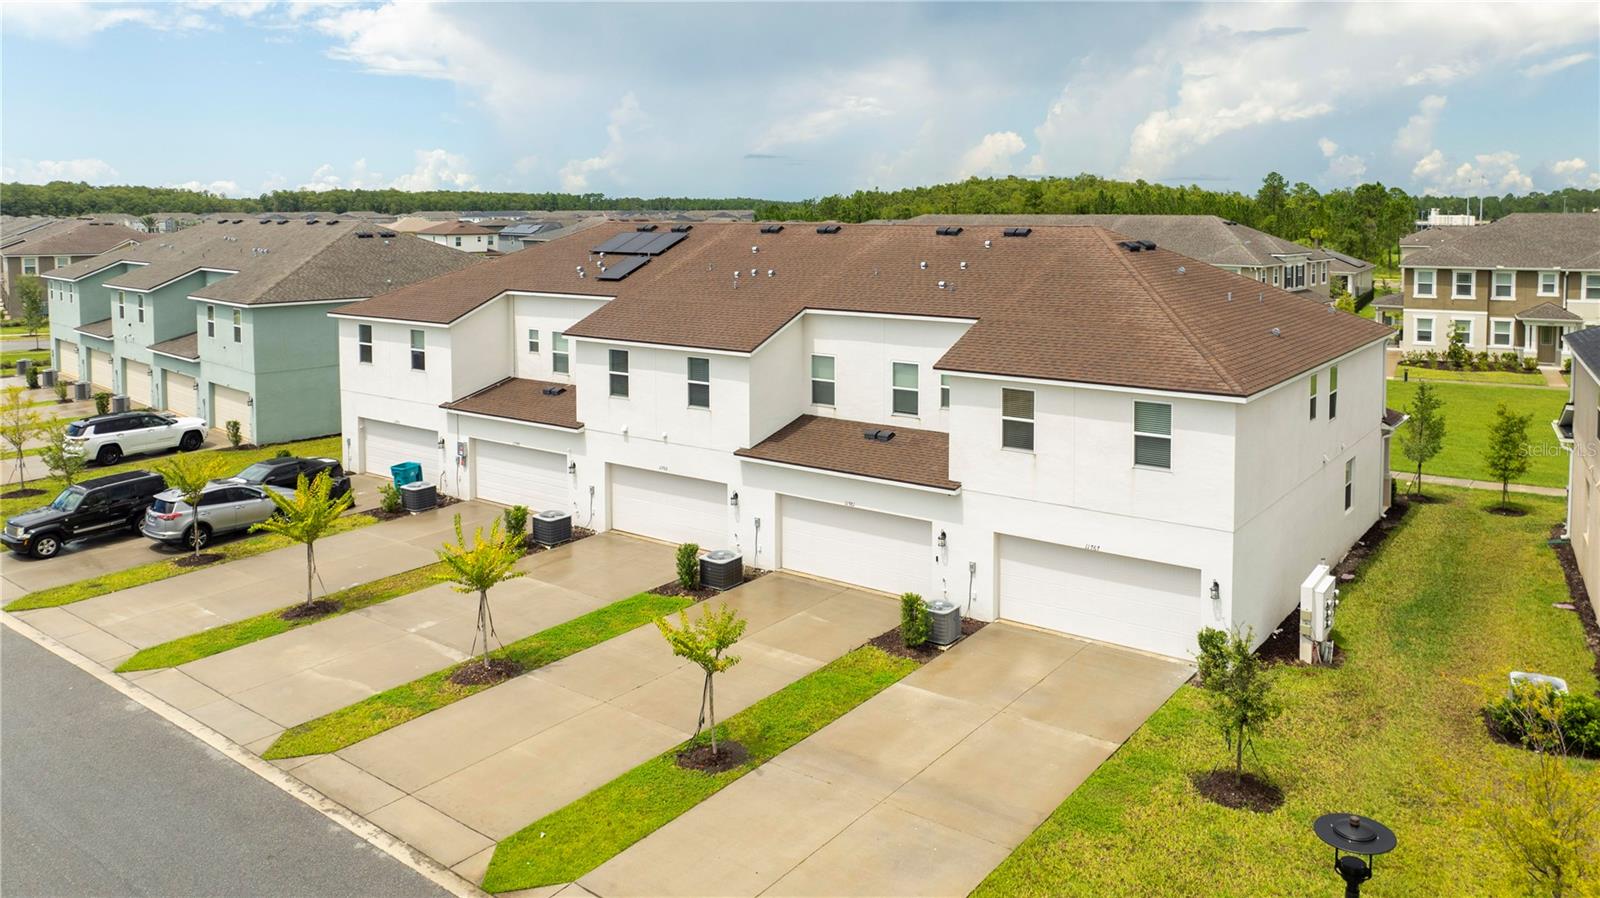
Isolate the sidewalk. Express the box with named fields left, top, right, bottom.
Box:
left=1392, top=471, right=1565, bottom=497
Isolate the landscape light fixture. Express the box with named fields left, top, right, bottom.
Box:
left=1312, top=813, right=1396, bottom=898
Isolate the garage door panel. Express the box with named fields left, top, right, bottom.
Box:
left=362, top=419, right=439, bottom=485
left=59, top=342, right=80, bottom=380
left=212, top=385, right=253, bottom=442
left=165, top=371, right=197, bottom=417
left=780, top=497, right=929, bottom=597
left=610, top=466, right=727, bottom=548
left=124, top=361, right=152, bottom=407
left=999, top=535, right=1200, bottom=658
left=475, top=441, right=568, bottom=512
left=89, top=350, right=113, bottom=392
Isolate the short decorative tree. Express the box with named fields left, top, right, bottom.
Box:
left=251, top=471, right=355, bottom=612
left=1195, top=627, right=1281, bottom=785
left=503, top=504, right=530, bottom=546
left=378, top=481, right=403, bottom=514
left=156, top=453, right=231, bottom=557
left=18, top=275, right=46, bottom=350
left=37, top=420, right=87, bottom=488
left=1398, top=381, right=1446, bottom=496
left=436, top=514, right=526, bottom=673
left=224, top=420, right=242, bottom=448
left=52, top=377, right=68, bottom=403
left=900, top=592, right=929, bottom=648
left=93, top=392, right=111, bottom=416
left=675, top=542, right=701, bottom=590
left=1484, top=403, right=1532, bottom=509
left=0, top=385, right=41, bottom=488
left=1446, top=324, right=1471, bottom=368
left=657, top=603, right=746, bottom=759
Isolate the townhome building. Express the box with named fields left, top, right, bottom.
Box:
left=415, top=221, right=500, bottom=253
left=1395, top=213, right=1600, bottom=363
left=1558, top=325, right=1600, bottom=621
left=1, top=219, right=148, bottom=317
left=334, top=221, right=1393, bottom=660
left=43, top=217, right=476, bottom=444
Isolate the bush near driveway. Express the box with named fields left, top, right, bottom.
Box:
left=973, top=488, right=1597, bottom=898
left=1386, top=381, right=1568, bottom=488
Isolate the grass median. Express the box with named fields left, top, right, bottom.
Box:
left=4, top=512, right=375, bottom=612
left=262, top=591, right=694, bottom=760
left=1386, top=379, right=1568, bottom=487
left=115, top=561, right=450, bottom=672
left=482, top=645, right=917, bottom=892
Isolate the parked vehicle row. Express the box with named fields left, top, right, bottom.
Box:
left=65, top=411, right=209, bottom=466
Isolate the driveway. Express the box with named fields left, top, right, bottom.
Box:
left=580, top=622, right=1194, bottom=898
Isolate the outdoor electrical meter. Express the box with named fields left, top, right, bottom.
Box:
left=1299, top=564, right=1339, bottom=665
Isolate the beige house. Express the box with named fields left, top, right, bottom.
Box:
left=1, top=219, right=148, bottom=317
left=1558, top=325, right=1600, bottom=620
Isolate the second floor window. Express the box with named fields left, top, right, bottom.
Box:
left=137, top=296, right=145, bottom=324
left=527, top=329, right=539, bottom=353
left=206, top=305, right=215, bottom=337
left=609, top=349, right=629, bottom=397
left=1133, top=401, right=1172, bottom=469
left=410, top=329, right=425, bottom=370
left=1453, top=269, right=1475, bottom=299
left=358, top=324, right=373, bottom=363
left=1586, top=273, right=1600, bottom=301
left=811, top=354, right=835, bottom=406
left=553, top=331, right=569, bottom=373
left=1415, top=269, right=1436, bottom=298
left=1493, top=271, right=1515, bottom=299
left=21, top=257, right=36, bottom=275
left=117, top=291, right=125, bottom=318
left=1539, top=271, right=1559, bottom=296
left=687, top=357, right=710, bottom=408
left=1329, top=365, right=1339, bottom=419
left=1344, top=458, right=1355, bottom=511
left=55, top=256, right=69, bottom=267
left=892, top=362, right=918, bottom=415
left=1309, top=373, right=1318, bottom=420
left=940, top=375, right=950, bottom=409
left=1001, top=388, right=1034, bottom=451
left=232, top=309, right=243, bottom=343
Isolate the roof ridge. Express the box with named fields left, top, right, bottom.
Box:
left=1097, top=228, right=1245, bottom=395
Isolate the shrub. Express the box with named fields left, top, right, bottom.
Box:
left=24, top=366, right=38, bottom=389
left=900, top=592, right=929, bottom=648
left=52, top=378, right=67, bottom=402
left=1562, top=357, right=1573, bottom=374
left=93, top=391, right=111, bottom=415
left=274, top=448, right=291, bottom=458
left=224, top=420, right=242, bottom=447
left=1487, top=682, right=1600, bottom=756
left=503, top=504, right=529, bottom=544
left=1521, top=356, right=1541, bottom=373
left=1196, top=626, right=1281, bottom=782
left=1499, top=352, right=1521, bottom=371
left=675, top=542, right=701, bottom=590
left=378, top=481, right=403, bottom=514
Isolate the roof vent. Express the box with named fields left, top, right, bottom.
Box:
left=937, top=280, right=947, bottom=289
left=670, top=224, right=692, bottom=232
left=1269, top=327, right=1282, bottom=337
left=752, top=245, right=759, bottom=254
left=355, top=231, right=374, bottom=239
left=306, top=219, right=319, bottom=225
left=327, top=219, right=339, bottom=225
left=1117, top=240, right=1142, bottom=252
left=1222, top=219, right=1238, bottom=226
left=378, top=231, right=396, bottom=238
left=1138, top=240, right=1157, bottom=251
left=760, top=224, right=784, bottom=234
left=919, top=261, right=928, bottom=270
left=1002, top=227, right=1032, bottom=237
left=816, top=224, right=842, bottom=234
left=635, top=224, right=658, bottom=232
left=541, top=385, right=567, bottom=396
left=276, top=220, right=288, bottom=225
left=935, top=226, right=963, bottom=236
left=257, top=219, right=271, bottom=224
left=959, top=261, right=968, bottom=270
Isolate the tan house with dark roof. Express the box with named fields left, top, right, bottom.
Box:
left=1, top=220, right=147, bottom=317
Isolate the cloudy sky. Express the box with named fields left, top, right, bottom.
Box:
left=2, top=1, right=1597, bottom=200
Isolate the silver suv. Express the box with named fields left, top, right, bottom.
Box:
left=141, top=482, right=279, bottom=549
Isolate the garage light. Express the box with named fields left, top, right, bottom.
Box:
left=1210, top=580, right=1221, bottom=603
left=568, top=461, right=577, bottom=475
left=937, top=530, right=947, bottom=550
left=729, top=492, right=739, bottom=508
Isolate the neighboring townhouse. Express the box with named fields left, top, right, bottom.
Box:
left=901, top=214, right=1365, bottom=301
left=1, top=219, right=147, bottom=317
left=1324, top=249, right=1375, bottom=299
left=334, top=221, right=1393, bottom=660
left=43, top=217, right=477, bottom=444
left=1557, top=325, right=1600, bottom=620
left=415, top=221, right=500, bottom=253
left=495, top=217, right=609, bottom=253
left=1395, top=213, right=1600, bottom=363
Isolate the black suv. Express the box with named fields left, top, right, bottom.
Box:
left=2, top=470, right=168, bottom=558
left=222, top=457, right=352, bottom=500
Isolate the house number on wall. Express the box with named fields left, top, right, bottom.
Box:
left=1084, top=544, right=1101, bottom=552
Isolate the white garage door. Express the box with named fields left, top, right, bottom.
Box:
left=609, top=465, right=727, bottom=548
left=89, top=350, right=113, bottom=392
left=124, top=360, right=152, bottom=407
left=998, top=535, right=1202, bottom=659
left=362, top=419, right=440, bottom=485
left=474, top=441, right=569, bottom=512
left=212, top=384, right=253, bottom=442
left=164, top=370, right=198, bottom=417
left=58, top=341, right=79, bottom=380
left=779, top=496, right=930, bottom=596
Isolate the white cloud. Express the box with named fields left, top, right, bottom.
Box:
left=1553, top=158, right=1589, bottom=176
left=748, top=61, right=931, bottom=155
left=1548, top=158, right=1600, bottom=188
left=390, top=149, right=477, bottom=191
left=1522, top=52, right=1595, bottom=78
left=171, top=179, right=242, bottom=196
left=512, top=155, right=540, bottom=176
left=1418, top=150, right=1534, bottom=195
left=559, top=94, right=643, bottom=192
left=1317, top=137, right=1339, bottom=158
left=1, top=158, right=120, bottom=184
left=954, top=132, right=1026, bottom=180
left=1393, top=94, right=1447, bottom=158
left=2, top=2, right=209, bottom=41
left=1324, top=154, right=1367, bottom=184
left=1412, top=149, right=1446, bottom=181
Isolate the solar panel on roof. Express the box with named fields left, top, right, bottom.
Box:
left=639, top=231, right=687, bottom=254
left=592, top=229, right=687, bottom=256
left=596, top=255, right=651, bottom=280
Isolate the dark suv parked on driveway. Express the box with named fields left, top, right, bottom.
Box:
left=2, top=471, right=168, bottom=558
left=222, top=457, right=352, bottom=500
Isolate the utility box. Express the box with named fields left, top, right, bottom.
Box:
left=533, top=509, right=572, bottom=547
left=110, top=395, right=129, bottom=413
left=700, top=549, right=743, bottom=591
left=1299, top=564, right=1339, bottom=665
left=927, top=599, right=961, bottom=646
left=15, top=358, right=30, bottom=376
left=40, top=369, right=56, bottom=387
left=399, top=481, right=437, bottom=512
left=72, top=381, right=90, bottom=401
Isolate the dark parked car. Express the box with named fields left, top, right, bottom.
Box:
left=2, top=471, right=167, bottom=559
left=221, top=457, right=351, bottom=500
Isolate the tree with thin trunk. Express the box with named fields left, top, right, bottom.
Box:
left=435, top=514, right=525, bottom=671
left=0, top=385, right=41, bottom=489
left=37, top=419, right=86, bottom=488
left=252, top=471, right=354, bottom=609
left=1398, top=380, right=1446, bottom=497
left=19, top=276, right=46, bottom=350
left=155, top=453, right=230, bottom=558
left=1195, top=627, right=1281, bottom=784
left=657, top=603, right=746, bottom=759
left=1484, top=402, right=1533, bottom=509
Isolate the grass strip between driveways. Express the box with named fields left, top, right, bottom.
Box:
left=115, top=561, right=451, bottom=673
left=3, top=512, right=376, bottom=612
left=262, top=591, right=695, bottom=760
left=482, top=645, right=918, bottom=893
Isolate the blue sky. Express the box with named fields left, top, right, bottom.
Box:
left=3, top=1, right=1597, bottom=201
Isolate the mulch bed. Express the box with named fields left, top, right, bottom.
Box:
left=220, top=443, right=260, bottom=452
left=516, top=526, right=594, bottom=554
left=868, top=617, right=988, bottom=663
left=652, top=567, right=769, bottom=602
left=172, top=553, right=225, bottom=568
left=676, top=740, right=750, bottom=773
left=448, top=658, right=523, bottom=687
left=1547, top=523, right=1600, bottom=685
left=1191, top=770, right=1284, bottom=813
left=279, top=599, right=342, bottom=621
left=363, top=492, right=464, bottom=521
left=1489, top=505, right=1529, bottom=517
left=0, top=488, right=46, bottom=499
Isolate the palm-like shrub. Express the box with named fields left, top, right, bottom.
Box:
left=252, top=470, right=355, bottom=608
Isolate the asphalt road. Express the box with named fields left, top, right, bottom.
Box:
left=0, top=626, right=454, bottom=898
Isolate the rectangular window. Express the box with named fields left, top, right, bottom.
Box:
left=54, top=256, right=69, bottom=267
left=117, top=291, right=125, bottom=318
left=206, top=305, right=215, bottom=337
left=136, top=296, right=144, bottom=323
left=454, top=236, right=462, bottom=247
left=609, top=349, right=629, bottom=397
left=21, top=257, right=36, bottom=275
left=232, top=308, right=242, bottom=343
left=1416, top=316, right=1435, bottom=343
left=1414, top=269, right=1436, bottom=298
left=891, top=362, right=919, bottom=416
left=1001, top=388, right=1034, bottom=450
left=1329, top=366, right=1339, bottom=419
left=1493, top=270, right=1515, bottom=299
left=810, top=354, right=835, bottom=406
left=1133, top=401, right=1172, bottom=469
left=1272, top=267, right=1281, bottom=286
left=1452, top=318, right=1473, bottom=345
left=410, top=329, right=425, bottom=370
left=527, top=329, right=539, bottom=353
left=940, top=375, right=950, bottom=409
left=1491, top=319, right=1513, bottom=347
left=1344, top=458, right=1354, bottom=511
left=1453, top=269, right=1475, bottom=299
left=552, top=331, right=569, bottom=373
left=357, top=323, right=373, bottom=363
left=687, top=356, right=710, bottom=408
left=1309, top=373, right=1318, bottom=420
left=1538, top=271, right=1559, bottom=297
left=1586, top=273, right=1600, bottom=301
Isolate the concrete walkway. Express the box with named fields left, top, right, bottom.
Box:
left=295, top=574, right=898, bottom=883
left=1392, top=470, right=1565, bottom=497
left=579, top=623, right=1193, bottom=898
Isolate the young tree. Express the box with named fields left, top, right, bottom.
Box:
left=155, top=453, right=231, bottom=557
left=1446, top=324, right=1471, bottom=368
left=251, top=471, right=355, bottom=610
left=1398, top=381, right=1447, bottom=496
left=436, top=514, right=526, bottom=671
left=0, top=385, right=41, bottom=488
left=18, top=276, right=46, bottom=350
left=36, top=419, right=86, bottom=488
left=1484, top=403, right=1533, bottom=508
left=675, top=542, right=701, bottom=590
left=1195, top=627, right=1281, bottom=784
left=657, top=603, right=746, bottom=759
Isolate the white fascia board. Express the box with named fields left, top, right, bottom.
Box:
left=106, top=266, right=237, bottom=294
left=736, top=454, right=961, bottom=495
left=801, top=308, right=980, bottom=325
left=566, top=333, right=752, bottom=358
left=329, top=293, right=505, bottom=328
left=442, top=407, right=584, bottom=433
left=932, top=368, right=1250, bottom=404
left=503, top=290, right=615, bottom=303
left=190, top=295, right=364, bottom=309
left=1239, top=334, right=1396, bottom=403
left=149, top=348, right=200, bottom=362
left=43, top=258, right=143, bottom=283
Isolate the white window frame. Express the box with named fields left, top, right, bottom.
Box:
left=1272, top=267, right=1281, bottom=287
left=1414, top=315, right=1436, bottom=345
left=1492, top=270, right=1515, bottom=300
left=206, top=304, right=215, bottom=337
left=54, top=256, right=69, bottom=268
left=1452, top=269, right=1475, bottom=300
left=20, top=257, right=36, bottom=275
left=810, top=354, right=835, bottom=406
left=1414, top=268, right=1436, bottom=299
left=526, top=329, right=539, bottom=353
left=1329, top=365, right=1339, bottom=419
left=1309, top=373, right=1318, bottom=420
left=409, top=328, right=425, bottom=370
left=1451, top=318, right=1474, bottom=345
left=1344, top=458, right=1354, bottom=512
left=687, top=356, right=710, bottom=409
left=552, top=331, right=569, bottom=374
left=608, top=348, right=629, bottom=397
left=1001, top=388, right=1034, bottom=451
left=891, top=361, right=919, bottom=416
left=117, top=291, right=125, bottom=319
left=136, top=295, right=144, bottom=324
left=232, top=308, right=243, bottom=343
left=1538, top=270, right=1559, bottom=297
left=1585, top=273, right=1600, bottom=301
left=1490, top=318, right=1514, bottom=348
left=357, top=323, right=373, bottom=363
left=1132, top=400, right=1173, bottom=470
left=940, top=375, right=951, bottom=410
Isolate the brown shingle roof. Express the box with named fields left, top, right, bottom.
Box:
left=2, top=221, right=146, bottom=258
left=1516, top=301, right=1583, bottom=322
left=1402, top=213, right=1600, bottom=270
left=419, top=221, right=496, bottom=236
left=149, top=332, right=199, bottom=360
left=735, top=414, right=958, bottom=491
left=342, top=221, right=1393, bottom=398
left=440, top=377, right=581, bottom=429
left=75, top=317, right=113, bottom=338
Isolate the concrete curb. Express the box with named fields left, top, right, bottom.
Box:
left=1, top=611, right=490, bottom=898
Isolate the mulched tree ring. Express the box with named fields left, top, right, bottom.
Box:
left=1191, top=770, right=1284, bottom=813
left=448, top=658, right=523, bottom=687
left=676, top=740, right=749, bottom=773
left=172, top=553, right=225, bottom=568
left=0, top=488, right=46, bottom=500
left=279, top=599, right=343, bottom=620
left=1488, top=505, right=1528, bottom=517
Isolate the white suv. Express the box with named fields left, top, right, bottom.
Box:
left=65, top=412, right=209, bottom=466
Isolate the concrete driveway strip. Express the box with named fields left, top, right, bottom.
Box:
left=580, top=623, right=1194, bottom=898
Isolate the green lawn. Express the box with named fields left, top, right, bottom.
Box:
left=262, top=592, right=695, bottom=759
left=975, top=488, right=1596, bottom=897
left=116, top=562, right=450, bottom=672
left=1386, top=380, right=1569, bottom=487
left=3, top=511, right=377, bottom=612
left=1393, top=365, right=1548, bottom=386
left=1, top=434, right=341, bottom=518
left=482, top=645, right=918, bottom=892
left=1, top=348, right=51, bottom=368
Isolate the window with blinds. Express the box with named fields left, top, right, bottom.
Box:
left=892, top=362, right=919, bottom=415
left=1309, top=373, right=1318, bottom=420
left=687, top=356, right=710, bottom=408
left=1133, top=401, right=1172, bottom=469
left=1001, top=388, right=1034, bottom=450
left=1329, top=366, right=1339, bottom=419
left=609, top=349, right=629, bottom=397
left=552, top=331, right=569, bottom=373
left=810, top=354, right=835, bottom=406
